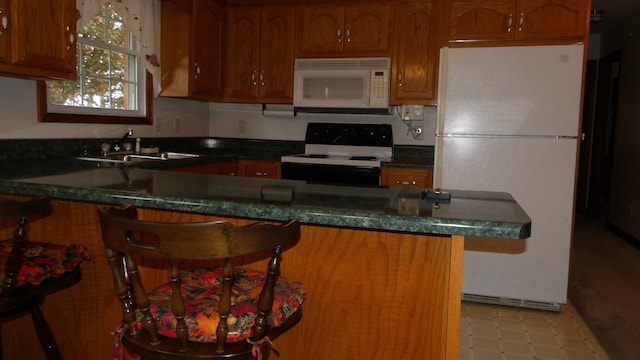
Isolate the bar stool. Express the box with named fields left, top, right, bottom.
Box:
left=0, top=197, right=90, bottom=360
left=98, top=205, right=304, bottom=360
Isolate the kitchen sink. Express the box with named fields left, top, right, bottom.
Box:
left=75, top=152, right=199, bottom=165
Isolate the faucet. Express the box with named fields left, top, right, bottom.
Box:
left=113, top=128, right=133, bottom=152
left=121, top=128, right=133, bottom=143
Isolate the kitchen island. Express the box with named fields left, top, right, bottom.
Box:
left=0, top=159, right=530, bottom=360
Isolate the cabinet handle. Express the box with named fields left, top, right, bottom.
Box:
left=66, top=26, right=75, bottom=51
left=251, top=71, right=257, bottom=86
left=518, top=13, right=524, bottom=32
left=397, top=180, right=417, bottom=185
left=507, top=13, right=513, bottom=33
left=346, top=26, right=351, bottom=43
left=398, top=73, right=403, bottom=87
left=194, top=62, right=200, bottom=79
left=260, top=71, right=265, bottom=86
left=255, top=172, right=268, bottom=176
left=337, top=28, right=342, bottom=43
left=0, top=13, right=7, bottom=37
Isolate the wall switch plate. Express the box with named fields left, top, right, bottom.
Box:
left=401, top=105, right=425, bottom=121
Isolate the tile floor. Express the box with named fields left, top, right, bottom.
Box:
left=458, top=301, right=609, bottom=360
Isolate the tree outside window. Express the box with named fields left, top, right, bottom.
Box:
left=39, top=4, right=152, bottom=124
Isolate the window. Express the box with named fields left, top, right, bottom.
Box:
left=38, top=4, right=152, bottom=124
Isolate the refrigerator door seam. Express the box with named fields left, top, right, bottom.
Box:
left=435, top=133, right=578, bottom=140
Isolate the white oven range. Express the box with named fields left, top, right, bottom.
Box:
left=280, top=123, right=392, bottom=186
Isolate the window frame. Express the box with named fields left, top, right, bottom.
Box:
left=37, top=72, right=153, bottom=125
left=37, top=5, right=153, bottom=125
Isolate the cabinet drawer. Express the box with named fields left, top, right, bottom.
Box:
left=173, top=160, right=239, bottom=176
left=382, top=167, right=433, bottom=188
left=239, top=160, right=281, bottom=178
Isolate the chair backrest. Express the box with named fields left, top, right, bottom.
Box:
left=98, top=205, right=301, bottom=357
left=0, top=197, right=51, bottom=297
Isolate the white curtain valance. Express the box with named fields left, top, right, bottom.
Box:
left=76, top=0, right=162, bottom=96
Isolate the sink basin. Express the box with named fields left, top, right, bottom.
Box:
left=76, top=152, right=199, bottom=165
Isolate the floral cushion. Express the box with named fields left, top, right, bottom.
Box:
left=147, top=267, right=305, bottom=343
left=0, top=240, right=91, bottom=292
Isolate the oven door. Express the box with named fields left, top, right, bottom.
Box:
left=281, top=162, right=381, bottom=186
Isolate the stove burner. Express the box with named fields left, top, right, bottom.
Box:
left=350, top=156, right=377, bottom=161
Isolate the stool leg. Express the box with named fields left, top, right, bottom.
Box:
left=28, top=303, right=62, bottom=360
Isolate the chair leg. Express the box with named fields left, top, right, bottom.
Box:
left=28, top=303, right=62, bottom=360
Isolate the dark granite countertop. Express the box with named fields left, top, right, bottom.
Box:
left=0, top=156, right=530, bottom=239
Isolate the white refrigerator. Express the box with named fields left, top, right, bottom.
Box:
left=434, top=44, right=584, bottom=310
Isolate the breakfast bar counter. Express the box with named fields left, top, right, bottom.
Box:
left=0, top=160, right=530, bottom=360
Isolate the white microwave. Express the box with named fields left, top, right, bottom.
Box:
left=293, top=57, right=391, bottom=113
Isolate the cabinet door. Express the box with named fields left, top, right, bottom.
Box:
left=448, top=0, right=516, bottom=42
left=343, top=2, right=391, bottom=53
left=239, top=160, right=280, bottom=179
left=298, top=5, right=344, bottom=55
left=11, top=0, right=76, bottom=74
left=0, top=0, right=8, bottom=63
left=258, top=6, right=295, bottom=102
left=224, top=7, right=261, bottom=100
left=516, top=0, right=586, bottom=40
left=191, top=0, right=223, bottom=100
left=391, top=1, right=438, bottom=104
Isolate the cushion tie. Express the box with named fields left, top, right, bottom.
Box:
left=112, top=321, right=142, bottom=360
left=247, top=336, right=279, bottom=360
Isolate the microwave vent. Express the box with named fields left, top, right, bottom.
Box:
left=295, top=57, right=390, bottom=71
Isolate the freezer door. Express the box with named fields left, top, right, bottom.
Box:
left=438, top=45, right=584, bottom=137
left=438, top=136, right=577, bottom=304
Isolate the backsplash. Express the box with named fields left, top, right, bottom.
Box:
left=0, top=137, right=432, bottom=164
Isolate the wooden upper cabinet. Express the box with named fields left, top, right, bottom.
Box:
left=448, top=0, right=588, bottom=43
left=298, top=2, right=392, bottom=57
left=0, top=0, right=76, bottom=80
left=0, top=0, right=8, bottom=64
left=224, top=5, right=295, bottom=103
left=516, top=0, right=588, bottom=40
left=160, top=0, right=224, bottom=101
left=391, top=1, right=439, bottom=105
left=448, top=0, right=516, bottom=42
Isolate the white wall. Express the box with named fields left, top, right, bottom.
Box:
left=0, top=74, right=437, bottom=146
left=209, top=102, right=437, bottom=146
left=0, top=76, right=210, bottom=139
left=598, top=8, right=640, bottom=239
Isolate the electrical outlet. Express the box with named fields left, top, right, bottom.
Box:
left=173, top=117, right=180, bottom=133
left=239, top=120, right=246, bottom=134
left=401, top=105, right=425, bottom=121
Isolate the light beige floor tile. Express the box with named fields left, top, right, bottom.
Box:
left=460, top=301, right=610, bottom=360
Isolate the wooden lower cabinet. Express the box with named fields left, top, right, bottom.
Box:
left=382, top=167, right=433, bottom=188
left=0, top=194, right=462, bottom=359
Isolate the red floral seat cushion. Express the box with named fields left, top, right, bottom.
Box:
left=0, top=240, right=90, bottom=292
left=147, top=267, right=305, bottom=343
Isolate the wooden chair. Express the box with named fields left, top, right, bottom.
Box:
left=0, top=197, right=90, bottom=360
left=98, top=205, right=304, bottom=360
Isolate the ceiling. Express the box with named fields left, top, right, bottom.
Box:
left=590, top=0, right=640, bottom=33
